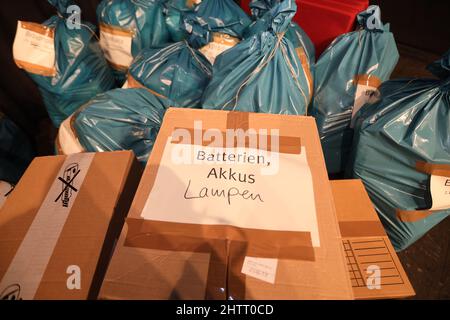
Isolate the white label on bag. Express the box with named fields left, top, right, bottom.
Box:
left=99, top=26, right=133, bottom=68
left=241, top=257, right=278, bottom=284
left=199, top=41, right=235, bottom=65
left=350, top=84, right=378, bottom=128
left=0, top=181, right=13, bottom=210
left=141, top=138, right=320, bottom=247
left=58, top=115, right=84, bottom=155
left=0, top=153, right=94, bottom=300
left=13, top=21, right=55, bottom=72
left=430, top=174, right=450, bottom=211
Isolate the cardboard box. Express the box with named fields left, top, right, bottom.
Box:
left=100, top=108, right=353, bottom=300
left=332, top=179, right=415, bottom=299
left=0, top=151, right=142, bottom=300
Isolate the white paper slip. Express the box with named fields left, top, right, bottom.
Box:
left=100, top=24, right=133, bottom=69
left=13, top=21, right=56, bottom=76
left=241, top=257, right=278, bottom=284
left=430, top=174, right=450, bottom=211
left=350, top=83, right=378, bottom=128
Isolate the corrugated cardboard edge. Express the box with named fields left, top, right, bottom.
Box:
left=331, top=179, right=415, bottom=300
left=86, top=152, right=143, bottom=299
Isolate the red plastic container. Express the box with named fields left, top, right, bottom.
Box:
left=240, top=0, right=369, bottom=59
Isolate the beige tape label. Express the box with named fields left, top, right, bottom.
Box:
left=430, top=174, right=450, bottom=211
left=241, top=257, right=278, bottom=284
left=13, top=21, right=55, bottom=75
left=0, top=153, right=94, bottom=300
left=199, top=39, right=237, bottom=65
left=141, top=138, right=320, bottom=247
left=100, top=25, right=133, bottom=69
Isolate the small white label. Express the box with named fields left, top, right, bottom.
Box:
left=241, top=257, right=278, bottom=284
left=199, top=41, right=235, bottom=65
left=100, top=27, right=133, bottom=68
left=430, top=174, right=450, bottom=211
left=350, top=84, right=378, bottom=128
left=13, top=21, right=55, bottom=72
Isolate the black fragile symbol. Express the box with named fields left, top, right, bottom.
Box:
left=54, top=169, right=80, bottom=203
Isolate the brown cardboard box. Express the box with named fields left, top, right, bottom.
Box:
left=100, top=108, right=353, bottom=300
left=331, top=179, right=415, bottom=299
left=0, top=151, right=142, bottom=300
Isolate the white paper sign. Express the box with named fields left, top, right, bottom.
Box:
left=100, top=27, right=133, bottom=68
left=141, top=138, right=320, bottom=247
left=430, top=174, right=450, bottom=211
left=241, top=257, right=278, bottom=284
left=13, top=21, right=55, bottom=72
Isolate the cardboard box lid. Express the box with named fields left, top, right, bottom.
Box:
left=0, top=151, right=142, bottom=300
left=101, top=108, right=353, bottom=300
left=331, top=179, right=415, bottom=299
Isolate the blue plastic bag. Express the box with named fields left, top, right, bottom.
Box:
left=202, top=0, right=312, bottom=115
left=348, top=50, right=450, bottom=251
left=182, top=0, right=251, bottom=63
left=97, top=0, right=170, bottom=84
left=127, top=41, right=212, bottom=108
left=72, top=88, right=170, bottom=163
left=244, top=0, right=315, bottom=65
left=0, top=113, right=34, bottom=184
left=164, top=0, right=196, bottom=42
left=310, top=5, right=399, bottom=174
left=13, top=0, right=116, bottom=128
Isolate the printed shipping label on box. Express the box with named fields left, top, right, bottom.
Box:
left=141, top=139, right=320, bottom=247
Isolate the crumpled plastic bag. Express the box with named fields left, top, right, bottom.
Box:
left=310, top=5, right=399, bottom=174
left=182, top=0, right=251, bottom=64
left=164, top=0, right=196, bottom=42
left=12, top=0, right=116, bottom=128
left=202, top=0, right=312, bottom=115
left=0, top=112, right=35, bottom=184
left=347, top=50, right=450, bottom=251
left=244, top=0, right=315, bottom=65
left=71, top=88, right=170, bottom=163
left=127, top=40, right=212, bottom=108
left=97, top=0, right=170, bottom=84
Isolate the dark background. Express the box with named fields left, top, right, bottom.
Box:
left=0, top=0, right=449, bottom=299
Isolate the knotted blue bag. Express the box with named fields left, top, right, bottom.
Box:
left=244, top=0, right=315, bottom=65
left=15, top=0, right=116, bottom=128
left=164, top=0, right=196, bottom=42
left=181, top=0, right=252, bottom=50
left=72, top=88, right=170, bottom=163
left=127, top=41, right=212, bottom=108
left=348, top=50, right=450, bottom=251
left=97, top=0, right=170, bottom=84
left=202, top=0, right=312, bottom=115
left=310, top=5, right=399, bottom=174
